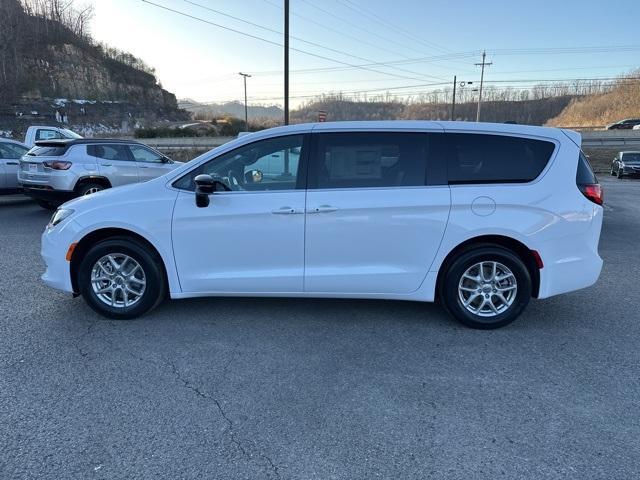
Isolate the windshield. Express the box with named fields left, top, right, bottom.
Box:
left=622, top=153, right=640, bottom=163
left=61, top=128, right=82, bottom=139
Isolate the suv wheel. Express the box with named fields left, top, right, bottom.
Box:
left=78, top=183, right=106, bottom=196
left=440, top=246, right=532, bottom=329
left=77, top=238, right=166, bottom=319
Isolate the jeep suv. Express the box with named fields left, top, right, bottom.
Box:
left=19, top=139, right=181, bottom=209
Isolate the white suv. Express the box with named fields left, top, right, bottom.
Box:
left=19, top=139, right=181, bottom=209
left=40, top=121, right=603, bottom=329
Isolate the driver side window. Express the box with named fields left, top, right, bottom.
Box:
left=174, top=135, right=304, bottom=192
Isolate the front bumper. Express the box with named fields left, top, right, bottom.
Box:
left=41, top=219, right=82, bottom=294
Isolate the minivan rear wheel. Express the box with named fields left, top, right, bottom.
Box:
left=441, top=246, right=531, bottom=329
left=77, top=238, right=166, bottom=319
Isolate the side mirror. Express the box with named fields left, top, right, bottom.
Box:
left=244, top=169, right=263, bottom=183
left=195, top=174, right=215, bottom=208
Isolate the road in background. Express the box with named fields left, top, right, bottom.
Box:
left=0, top=176, right=639, bottom=479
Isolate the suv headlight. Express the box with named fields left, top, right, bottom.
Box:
left=48, top=208, right=74, bottom=228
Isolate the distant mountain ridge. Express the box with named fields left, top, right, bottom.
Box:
left=179, top=99, right=284, bottom=119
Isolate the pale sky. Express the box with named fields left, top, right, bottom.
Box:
left=89, top=0, right=640, bottom=106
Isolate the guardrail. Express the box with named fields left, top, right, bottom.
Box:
left=136, top=131, right=640, bottom=150
left=137, top=136, right=235, bottom=150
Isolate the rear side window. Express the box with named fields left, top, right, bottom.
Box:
left=36, top=129, right=64, bottom=141
left=576, top=152, right=597, bottom=184
left=87, top=144, right=131, bottom=161
left=310, top=132, right=427, bottom=189
left=444, top=133, right=555, bottom=184
left=26, top=146, right=66, bottom=157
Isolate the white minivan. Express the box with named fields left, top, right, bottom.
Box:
left=41, top=121, right=603, bottom=329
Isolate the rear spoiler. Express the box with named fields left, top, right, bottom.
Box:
left=561, top=129, right=582, bottom=148
left=34, top=140, right=74, bottom=148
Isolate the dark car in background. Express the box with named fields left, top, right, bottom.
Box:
left=606, top=119, right=640, bottom=130
left=611, top=151, right=640, bottom=178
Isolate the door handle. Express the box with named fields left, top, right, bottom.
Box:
left=308, top=205, right=338, bottom=214
left=271, top=206, right=302, bottom=215
left=6, top=161, right=18, bottom=165
left=139, top=165, right=149, bottom=168
left=100, top=163, right=112, bottom=167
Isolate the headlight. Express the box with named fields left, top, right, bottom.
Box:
left=48, top=208, right=74, bottom=228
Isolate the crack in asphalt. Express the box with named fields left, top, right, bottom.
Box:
left=73, top=316, right=101, bottom=358
left=167, top=360, right=281, bottom=480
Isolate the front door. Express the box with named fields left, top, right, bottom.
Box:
left=171, top=134, right=308, bottom=293
left=304, top=131, right=450, bottom=294
left=128, top=144, right=175, bottom=182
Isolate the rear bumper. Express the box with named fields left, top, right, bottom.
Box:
left=22, top=186, right=75, bottom=204
left=537, top=206, right=604, bottom=299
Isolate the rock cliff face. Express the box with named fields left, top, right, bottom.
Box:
left=0, top=1, right=188, bottom=137
left=22, top=44, right=178, bottom=109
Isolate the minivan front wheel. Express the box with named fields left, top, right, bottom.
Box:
left=441, top=246, right=531, bottom=329
left=78, top=238, right=166, bottom=319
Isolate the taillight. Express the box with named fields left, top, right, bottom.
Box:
left=43, top=161, right=72, bottom=170
left=578, top=183, right=603, bottom=206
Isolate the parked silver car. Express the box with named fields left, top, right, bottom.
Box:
left=19, top=139, right=181, bottom=209
left=0, top=139, right=30, bottom=194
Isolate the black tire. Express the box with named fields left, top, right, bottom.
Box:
left=77, top=237, right=166, bottom=319
left=77, top=183, right=106, bottom=196
left=36, top=199, right=57, bottom=210
left=440, top=246, right=532, bottom=329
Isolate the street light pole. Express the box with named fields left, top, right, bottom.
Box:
left=238, top=72, right=251, bottom=131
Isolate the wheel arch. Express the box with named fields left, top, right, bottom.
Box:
left=435, top=234, right=541, bottom=299
left=74, top=176, right=112, bottom=192
left=69, top=227, right=169, bottom=295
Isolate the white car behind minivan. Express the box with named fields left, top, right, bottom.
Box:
left=40, top=121, right=603, bottom=329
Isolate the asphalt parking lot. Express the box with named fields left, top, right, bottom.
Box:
left=1, top=176, right=639, bottom=480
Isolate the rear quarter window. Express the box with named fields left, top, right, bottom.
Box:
left=26, top=146, right=66, bottom=157
left=444, top=133, right=556, bottom=184
left=576, top=152, right=597, bottom=184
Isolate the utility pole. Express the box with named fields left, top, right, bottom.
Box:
left=451, top=75, right=457, bottom=121
left=238, top=72, right=251, bottom=131
left=284, top=0, right=289, bottom=125
left=475, top=51, right=492, bottom=122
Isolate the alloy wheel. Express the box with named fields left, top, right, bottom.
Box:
left=90, top=254, right=146, bottom=308
left=457, top=261, right=518, bottom=317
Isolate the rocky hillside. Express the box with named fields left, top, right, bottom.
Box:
left=0, top=0, right=188, bottom=137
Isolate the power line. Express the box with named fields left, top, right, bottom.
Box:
left=139, top=0, right=448, bottom=83
left=297, top=0, right=433, bottom=58
left=184, top=0, right=447, bottom=82
left=259, top=0, right=418, bottom=61
left=336, top=0, right=452, bottom=54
